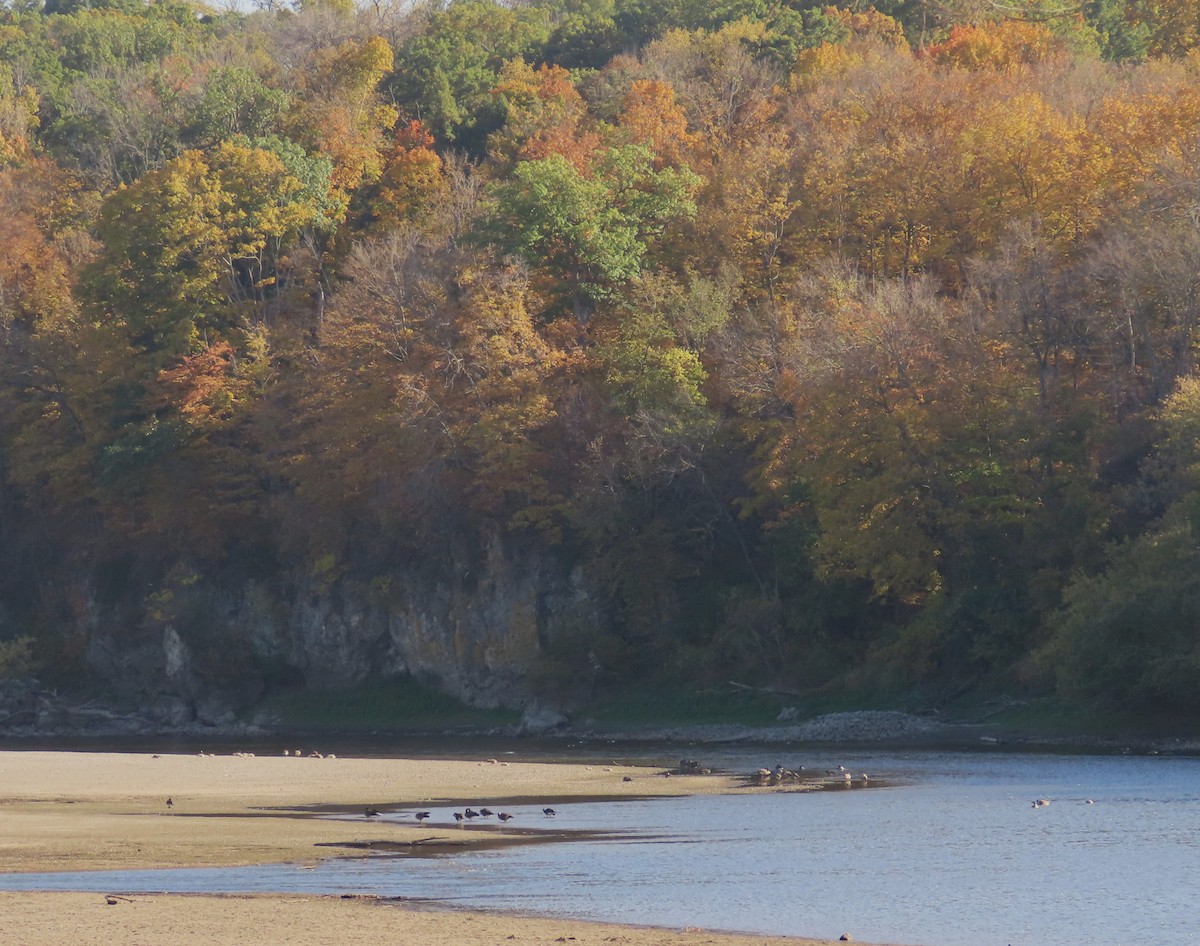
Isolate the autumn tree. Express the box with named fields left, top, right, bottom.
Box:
left=925, top=19, right=1061, bottom=70
left=615, top=79, right=698, bottom=170
left=0, top=61, right=37, bottom=165
left=369, top=119, right=448, bottom=232
left=442, top=265, right=569, bottom=532
left=487, top=60, right=599, bottom=172
left=1128, top=0, right=1200, bottom=59
left=641, top=20, right=781, bottom=147
left=290, top=35, right=397, bottom=198
left=0, top=162, right=93, bottom=511
left=751, top=266, right=1098, bottom=682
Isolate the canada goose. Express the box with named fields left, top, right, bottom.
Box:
left=165, top=797, right=174, bottom=808
left=497, top=812, right=514, bottom=822
left=479, top=808, right=494, bottom=817
left=453, top=812, right=464, bottom=823
left=415, top=811, right=431, bottom=821
left=543, top=807, right=557, bottom=817
left=464, top=808, right=480, bottom=819
left=365, top=807, right=381, bottom=818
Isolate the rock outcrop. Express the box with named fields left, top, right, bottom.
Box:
left=65, top=530, right=602, bottom=718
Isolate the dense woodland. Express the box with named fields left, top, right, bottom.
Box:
left=3, top=0, right=1200, bottom=718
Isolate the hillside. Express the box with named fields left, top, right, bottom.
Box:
left=2, top=0, right=1200, bottom=731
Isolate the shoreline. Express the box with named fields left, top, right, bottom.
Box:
left=5, top=699, right=1198, bottom=756
left=0, top=750, right=872, bottom=946
left=0, top=891, right=865, bottom=946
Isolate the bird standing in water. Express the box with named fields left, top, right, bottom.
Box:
left=543, top=808, right=557, bottom=817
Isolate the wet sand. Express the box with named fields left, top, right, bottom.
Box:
left=0, top=890, right=846, bottom=946
left=0, top=750, right=866, bottom=946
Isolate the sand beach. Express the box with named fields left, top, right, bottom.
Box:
left=0, top=750, right=862, bottom=946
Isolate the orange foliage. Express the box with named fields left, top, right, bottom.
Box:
left=148, top=341, right=246, bottom=425
left=374, top=120, right=447, bottom=229
left=297, top=37, right=398, bottom=194
left=925, top=20, right=1059, bottom=71
left=490, top=62, right=599, bottom=172
left=617, top=80, right=698, bottom=169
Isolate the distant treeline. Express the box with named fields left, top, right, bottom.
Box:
left=3, top=0, right=1200, bottom=713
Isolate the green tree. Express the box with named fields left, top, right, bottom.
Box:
left=387, top=0, right=551, bottom=151
left=186, top=65, right=290, bottom=147
left=84, top=140, right=325, bottom=359
left=480, top=144, right=700, bottom=321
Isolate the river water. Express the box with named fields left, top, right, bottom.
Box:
left=3, top=745, right=1198, bottom=946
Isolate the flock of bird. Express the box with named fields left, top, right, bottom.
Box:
left=163, top=753, right=1083, bottom=817
left=754, top=762, right=870, bottom=786
left=362, top=805, right=559, bottom=824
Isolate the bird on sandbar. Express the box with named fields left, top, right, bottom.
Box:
left=165, top=797, right=174, bottom=808
left=497, top=812, right=514, bottom=822
left=543, top=807, right=557, bottom=817
left=479, top=808, right=494, bottom=817
left=415, top=811, right=431, bottom=821
left=365, top=807, right=381, bottom=818
left=453, top=812, right=465, bottom=824
left=464, top=808, right=480, bottom=819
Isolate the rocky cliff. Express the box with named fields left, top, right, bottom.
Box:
left=65, top=530, right=604, bottom=728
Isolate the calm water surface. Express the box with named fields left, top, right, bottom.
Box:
left=3, top=747, right=1198, bottom=946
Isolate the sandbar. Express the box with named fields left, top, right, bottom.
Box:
left=0, top=750, right=869, bottom=946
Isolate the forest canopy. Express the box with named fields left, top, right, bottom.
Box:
left=4, top=0, right=1200, bottom=717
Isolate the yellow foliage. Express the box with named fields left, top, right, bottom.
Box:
left=0, top=64, right=37, bottom=167
left=793, top=42, right=864, bottom=87
left=824, top=6, right=906, bottom=46
left=958, top=89, right=1110, bottom=244
left=298, top=37, right=398, bottom=194
left=446, top=266, right=567, bottom=526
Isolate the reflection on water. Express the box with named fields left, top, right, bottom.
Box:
left=3, top=748, right=1199, bottom=946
